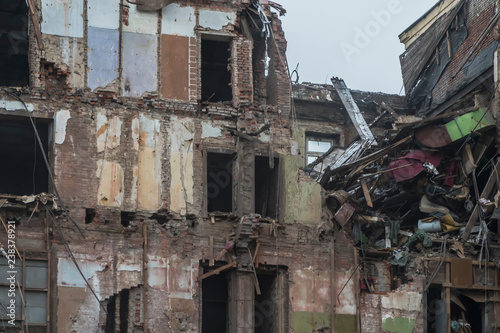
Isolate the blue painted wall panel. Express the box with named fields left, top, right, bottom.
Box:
left=122, top=32, right=158, bottom=97
left=88, top=27, right=119, bottom=91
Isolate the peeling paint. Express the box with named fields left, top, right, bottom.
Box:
left=198, top=10, right=236, bottom=30
left=41, top=0, right=84, bottom=38
left=132, top=117, right=140, bottom=151
left=57, top=257, right=105, bottom=287
left=381, top=291, right=422, bottom=312
left=201, top=122, right=222, bottom=138
left=382, top=317, right=416, bottom=333
left=55, top=109, right=71, bottom=144
left=148, top=257, right=167, bottom=288
left=137, top=114, right=162, bottom=210
left=123, top=4, right=157, bottom=34
left=97, top=160, right=124, bottom=207
left=161, top=3, right=195, bottom=37
left=96, top=112, right=122, bottom=152
left=166, top=256, right=198, bottom=299
left=0, top=99, right=34, bottom=112
left=170, top=116, right=194, bottom=215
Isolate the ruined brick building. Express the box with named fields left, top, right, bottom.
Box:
left=1, top=0, right=500, bottom=332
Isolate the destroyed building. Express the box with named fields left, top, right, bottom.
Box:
left=1, top=0, right=500, bottom=332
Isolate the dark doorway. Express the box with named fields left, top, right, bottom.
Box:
left=0, top=117, right=49, bottom=195
left=207, top=152, right=234, bottom=213
left=255, top=156, right=280, bottom=219
left=255, top=273, right=278, bottom=333
left=202, top=270, right=228, bottom=333
left=0, top=0, right=29, bottom=86
left=201, top=39, right=232, bottom=102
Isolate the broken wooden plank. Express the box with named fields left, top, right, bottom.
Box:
left=253, top=240, right=260, bottom=264
left=360, top=179, right=373, bottom=208
left=197, top=262, right=236, bottom=281
left=26, top=0, right=44, bottom=50
left=380, top=102, right=399, bottom=119
left=331, top=78, right=376, bottom=143
left=461, top=160, right=500, bottom=241
left=209, top=236, right=214, bottom=266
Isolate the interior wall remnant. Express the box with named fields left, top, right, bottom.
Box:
left=0, top=117, right=49, bottom=195
left=255, top=273, right=278, bottom=333
left=201, top=38, right=232, bottom=102
left=160, top=34, right=189, bottom=101
left=255, top=156, right=280, bottom=219
left=169, top=116, right=194, bottom=215
left=0, top=1, right=29, bottom=86
left=207, top=152, right=234, bottom=213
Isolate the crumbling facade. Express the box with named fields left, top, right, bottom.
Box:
left=2, top=0, right=500, bottom=332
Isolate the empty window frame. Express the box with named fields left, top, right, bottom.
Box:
left=255, top=156, right=280, bottom=219
left=0, top=258, right=49, bottom=330
left=305, top=135, right=338, bottom=165
left=104, top=289, right=130, bottom=333
left=201, top=38, right=232, bottom=102
left=0, top=116, right=50, bottom=195
left=0, top=1, right=29, bottom=87
left=207, top=152, right=234, bottom=213
left=202, top=269, right=228, bottom=333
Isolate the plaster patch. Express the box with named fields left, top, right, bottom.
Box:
left=97, top=160, right=124, bottom=207
left=170, top=116, right=194, bottom=215
left=123, top=4, right=157, bottom=34
left=198, top=10, right=236, bottom=30
left=0, top=99, right=34, bottom=112
left=41, top=0, right=84, bottom=38
left=201, top=122, right=222, bottom=138
left=55, top=109, right=71, bottom=144
left=57, top=257, right=105, bottom=287
left=87, top=0, right=119, bottom=30
left=161, top=3, right=195, bottom=37
left=381, top=291, right=422, bottom=312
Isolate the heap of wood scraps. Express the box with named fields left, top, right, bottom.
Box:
left=311, top=78, right=500, bottom=259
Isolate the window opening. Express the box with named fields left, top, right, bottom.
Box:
left=0, top=116, right=50, bottom=195
left=255, top=273, right=277, bottom=333
left=0, top=1, right=29, bottom=86
left=207, top=152, right=234, bottom=213
left=201, top=39, right=232, bottom=102
left=305, top=135, right=338, bottom=165
left=202, top=269, right=228, bottom=333
left=0, top=258, right=48, bottom=330
left=255, top=156, right=279, bottom=219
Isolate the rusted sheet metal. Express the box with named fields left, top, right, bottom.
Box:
left=450, top=258, right=472, bottom=288
left=331, top=78, right=376, bottom=143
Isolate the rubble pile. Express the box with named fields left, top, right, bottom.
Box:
left=311, top=107, right=500, bottom=261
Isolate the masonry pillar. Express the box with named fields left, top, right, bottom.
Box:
left=236, top=138, right=255, bottom=215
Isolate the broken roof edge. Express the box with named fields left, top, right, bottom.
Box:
left=399, top=0, right=462, bottom=48
left=292, top=83, right=406, bottom=103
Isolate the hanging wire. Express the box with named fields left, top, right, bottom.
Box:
left=2, top=89, right=85, bottom=239
left=43, top=203, right=106, bottom=314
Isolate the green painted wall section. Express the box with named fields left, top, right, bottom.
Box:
left=445, top=108, right=494, bottom=141
left=335, top=314, right=357, bottom=332
left=283, top=154, right=322, bottom=224
left=382, top=317, right=416, bottom=333
left=291, top=311, right=331, bottom=333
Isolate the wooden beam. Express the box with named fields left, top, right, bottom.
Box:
left=26, top=0, right=44, bottom=50
left=209, top=236, right=214, bottom=266
left=461, top=160, right=500, bottom=241
left=380, top=102, right=399, bottom=119
left=446, top=30, right=452, bottom=58
left=360, top=179, right=373, bottom=208
left=197, top=262, right=236, bottom=281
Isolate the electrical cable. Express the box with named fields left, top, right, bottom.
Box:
left=1, top=89, right=85, bottom=239
left=42, top=202, right=106, bottom=314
